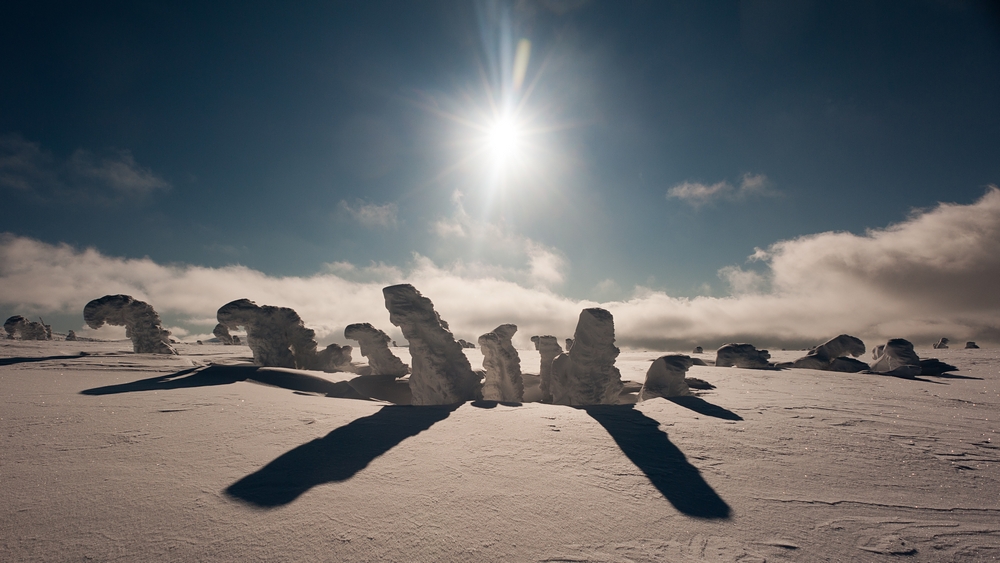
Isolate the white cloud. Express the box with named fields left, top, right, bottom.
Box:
left=339, top=200, right=398, bottom=229
left=717, top=265, right=767, bottom=295
left=667, top=173, right=776, bottom=208
left=3, top=188, right=1000, bottom=350
left=0, top=134, right=170, bottom=204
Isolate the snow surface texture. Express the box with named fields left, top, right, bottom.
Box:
left=83, top=295, right=176, bottom=354
left=933, top=338, right=950, bottom=349
left=344, top=323, right=409, bottom=377
left=715, top=343, right=772, bottom=369
left=549, top=308, right=625, bottom=406
left=216, top=298, right=352, bottom=372
left=777, top=334, right=868, bottom=372
left=479, top=324, right=523, bottom=402
left=213, top=323, right=235, bottom=345
left=383, top=284, right=481, bottom=405
left=639, top=354, right=693, bottom=400
left=4, top=315, right=50, bottom=340
left=4, top=340, right=998, bottom=562
left=531, top=335, right=563, bottom=402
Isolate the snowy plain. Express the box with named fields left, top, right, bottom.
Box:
left=2, top=339, right=999, bottom=562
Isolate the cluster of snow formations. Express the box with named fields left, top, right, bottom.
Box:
left=213, top=323, right=235, bottom=345
left=715, top=343, right=772, bottom=369
left=531, top=335, right=563, bottom=402
left=383, top=284, right=481, bottom=405
left=217, top=298, right=352, bottom=371
left=933, top=338, right=950, bottom=349
left=83, top=295, right=176, bottom=354
left=779, top=334, right=869, bottom=372
left=4, top=315, right=50, bottom=340
left=639, top=354, right=694, bottom=401
left=344, top=322, right=409, bottom=377
left=549, top=308, right=624, bottom=406
left=479, top=324, right=523, bottom=402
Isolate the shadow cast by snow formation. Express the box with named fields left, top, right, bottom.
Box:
left=667, top=396, right=743, bottom=421
left=225, top=404, right=458, bottom=507
left=0, top=352, right=90, bottom=366
left=581, top=404, right=731, bottom=519
left=80, top=365, right=369, bottom=400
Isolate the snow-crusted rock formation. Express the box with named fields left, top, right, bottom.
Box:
left=531, top=335, right=563, bottom=402
left=777, top=334, right=867, bottom=372
left=66, top=330, right=77, bottom=341
left=83, top=295, right=176, bottom=354
left=867, top=340, right=956, bottom=377
left=715, top=343, right=772, bottom=369
left=479, top=324, right=523, bottom=402
left=549, top=308, right=624, bottom=406
left=966, top=341, right=980, bottom=349
left=692, top=346, right=704, bottom=354
left=213, top=323, right=235, bottom=345
left=344, top=323, right=409, bottom=377
left=383, top=284, right=481, bottom=405
left=4, top=315, right=50, bottom=340
left=217, top=298, right=352, bottom=371
left=933, top=338, right=950, bottom=349
left=639, top=354, right=694, bottom=401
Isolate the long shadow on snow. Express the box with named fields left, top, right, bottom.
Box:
left=582, top=404, right=731, bottom=519
left=80, top=364, right=367, bottom=399
left=0, top=352, right=91, bottom=366
left=225, top=404, right=458, bottom=507
left=667, top=396, right=743, bottom=421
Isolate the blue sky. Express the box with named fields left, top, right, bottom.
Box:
left=3, top=1, right=1000, bottom=347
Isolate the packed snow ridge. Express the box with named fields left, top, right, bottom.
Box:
left=344, top=322, right=409, bottom=377
left=217, top=298, right=352, bottom=371
left=550, top=308, right=624, bottom=406
left=383, top=284, right=481, bottom=405
left=83, top=295, right=176, bottom=354
left=4, top=315, right=51, bottom=340
left=479, top=324, right=523, bottom=403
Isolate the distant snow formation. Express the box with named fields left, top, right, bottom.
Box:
left=866, top=338, right=960, bottom=377
left=549, top=308, right=624, bottom=405
left=216, top=298, right=352, bottom=371
left=531, top=335, right=563, bottom=402
left=778, top=334, right=868, bottom=372
left=479, top=324, right=523, bottom=402
left=966, top=341, right=980, bottom=349
left=83, top=295, right=176, bottom=354
left=213, top=323, right=235, bottom=345
left=344, top=322, right=409, bottom=377
left=933, top=338, right=950, bottom=349
left=715, top=343, right=772, bottom=369
left=692, top=346, right=704, bottom=354
left=639, top=354, right=694, bottom=400
left=383, top=284, right=481, bottom=405
left=4, top=315, right=50, bottom=340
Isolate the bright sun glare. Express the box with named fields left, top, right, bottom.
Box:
left=488, top=117, right=519, bottom=161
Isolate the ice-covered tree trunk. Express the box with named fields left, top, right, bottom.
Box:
left=383, top=284, right=481, bottom=405
left=345, top=322, right=409, bottom=377
left=639, top=354, right=694, bottom=400
left=479, top=324, right=523, bottom=402
left=549, top=308, right=624, bottom=406
left=83, top=295, right=177, bottom=354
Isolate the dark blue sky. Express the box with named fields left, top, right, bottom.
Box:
left=3, top=0, right=999, bottom=300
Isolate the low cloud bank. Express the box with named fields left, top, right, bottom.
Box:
left=2, top=188, right=999, bottom=349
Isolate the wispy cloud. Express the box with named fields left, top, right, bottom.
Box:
left=0, top=134, right=171, bottom=204
left=3, top=188, right=1000, bottom=349
left=667, top=173, right=776, bottom=208
left=339, top=200, right=399, bottom=229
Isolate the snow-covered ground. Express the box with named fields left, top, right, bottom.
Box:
left=2, top=339, right=999, bottom=561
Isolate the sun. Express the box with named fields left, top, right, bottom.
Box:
left=488, top=116, right=520, bottom=161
